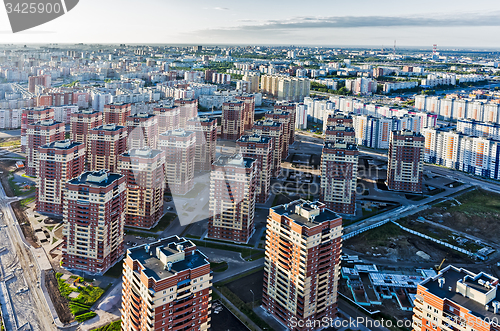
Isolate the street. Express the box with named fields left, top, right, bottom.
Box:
left=0, top=181, right=55, bottom=331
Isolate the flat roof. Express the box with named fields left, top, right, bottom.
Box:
left=128, top=236, right=209, bottom=281
left=121, top=148, right=163, bottom=159
left=422, top=266, right=500, bottom=321
left=40, top=139, right=82, bottom=150
left=213, top=154, right=255, bottom=168
left=272, top=199, right=340, bottom=228
left=68, top=170, right=123, bottom=187
left=237, top=134, right=272, bottom=144
left=92, top=124, right=125, bottom=131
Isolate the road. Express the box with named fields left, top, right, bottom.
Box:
left=0, top=182, right=55, bottom=331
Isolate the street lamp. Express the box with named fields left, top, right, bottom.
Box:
left=249, top=289, right=255, bottom=310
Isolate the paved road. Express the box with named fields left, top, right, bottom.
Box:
left=0, top=182, right=55, bottom=330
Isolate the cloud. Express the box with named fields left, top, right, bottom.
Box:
left=198, top=11, right=500, bottom=33
left=213, top=7, right=229, bottom=11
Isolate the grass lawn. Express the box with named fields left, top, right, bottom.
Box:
left=0, top=140, right=20, bottom=148
left=52, top=237, right=58, bottom=244
left=20, top=196, right=35, bottom=207
left=8, top=175, right=35, bottom=196
left=90, top=320, right=121, bottom=331
left=151, top=213, right=177, bottom=232
left=210, top=261, right=229, bottom=272
left=354, top=222, right=403, bottom=247
left=55, top=273, right=109, bottom=322
left=46, top=225, right=55, bottom=231
left=449, top=188, right=500, bottom=214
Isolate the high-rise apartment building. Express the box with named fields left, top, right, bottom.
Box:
left=265, top=110, right=292, bottom=159
left=70, top=109, right=103, bottom=155
left=221, top=101, right=245, bottom=140
left=253, top=119, right=284, bottom=177
left=235, top=95, right=256, bottom=131
left=153, top=105, right=180, bottom=134
left=103, top=103, right=132, bottom=126
left=320, top=141, right=359, bottom=215
left=121, top=236, right=212, bottom=331
left=26, top=119, right=65, bottom=176
left=208, top=154, right=257, bottom=243
left=36, top=140, right=85, bottom=215
left=174, top=99, right=198, bottom=129
left=260, top=75, right=310, bottom=101
left=88, top=124, right=128, bottom=173
left=237, top=134, right=273, bottom=203
left=412, top=266, right=500, bottom=331
left=387, top=130, right=424, bottom=193
left=263, top=200, right=343, bottom=330
left=158, top=129, right=196, bottom=195
left=325, top=125, right=356, bottom=143
left=126, top=113, right=159, bottom=150
left=186, top=117, right=217, bottom=172
left=21, top=107, right=55, bottom=152
left=274, top=103, right=297, bottom=145
left=62, top=170, right=126, bottom=274
left=118, top=149, right=165, bottom=229
left=28, top=74, right=51, bottom=93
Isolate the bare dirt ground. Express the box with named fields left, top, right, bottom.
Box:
left=44, top=270, right=74, bottom=324
left=407, top=188, right=500, bottom=243
left=344, top=222, right=471, bottom=264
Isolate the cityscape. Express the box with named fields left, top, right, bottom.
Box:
left=1, top=2, right=500, bottom=331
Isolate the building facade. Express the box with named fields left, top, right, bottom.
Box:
left=387, top=130, right=424, bottom=193
left=26, top=119, right=65, bottom=176
left=158, top=129, right=196, bottom=195
left=320, top=141, right=359, bottom=215
left=88, top=124, right=128, bottom=173
left=252, top=119, right=284, bottom=177
left=186, top=117, right=217, bottom=172
left=118, top=149, right=165, bottom=229
left=221, top=101, right=245, bottom=140
left=121, top=236, right=212, bottom=331
left=262, top=200, right=343, bottom=331
left=126, top=113, right=159, bottom=150
left=36, top=140, right=85, bottom=215
left=208, top=154, right=257, bottom=243
left=237, top=134, right=273, bottom=203
left=412, top=265, right=500, bottom=331
left=62, top=170, right=126, bottom=274
left=70, top=109, right=103, bottom=156
left=103, top=103, right=132, bottom=126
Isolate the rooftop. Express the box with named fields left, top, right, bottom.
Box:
left=254, top=120, right=281, bottom=127
left=160, top=129, right=194, bottom=137
left=128, top=112, right=155, bottom=119
left=326, top=125, right=355, bottom=132
left=272, top=199, right=340, bottom=228
left=237, top=134, right=272, bottom=144
left=92, top=124, right=125, bottom=131
left=40, top=139, right=82, bottom=150
left=421, top=266, right=500, bottom=321
left=30, top=119, right=62, bottom=127
left=324, top=141, right=358, bottom=150
left=213, top=154, right=255, bottom=169
left=128, top=236, right=209, bottom=281
left=68, top=170, right=123, bottom=187
left=122, top=148, right=163, bottom=159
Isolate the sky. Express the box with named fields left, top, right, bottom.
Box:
left=1, top=0, right=500, bottom=48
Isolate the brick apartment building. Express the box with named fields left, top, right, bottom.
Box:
left=320, top=141, right=359, bottom=215
left=62, top=170, right=126, bottom=274
left=252, top=119, right=284, bottom=177
left=36, top=140, right=85, bottom=215
left=237, top=134, right=273, bottom=203
left=208, top=154, right=257, bottom=243
left=120, top=236, right=212, bottom=331
left=221, top=101, right=245, bottom=140
left=263, top=200, right=343, bottom=331
left=118, top=148, right=166, bottom=229
left=26, top=119, right=65, bottom=176
left=126, top=113, right=159, bottom=150
left=186, top=117, right=217, bottom=172
left=103, top=103, right=132, bottom=126
left=387, top=130, right=424, bottom=193
left=88, top=124, right=128, bottom=173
